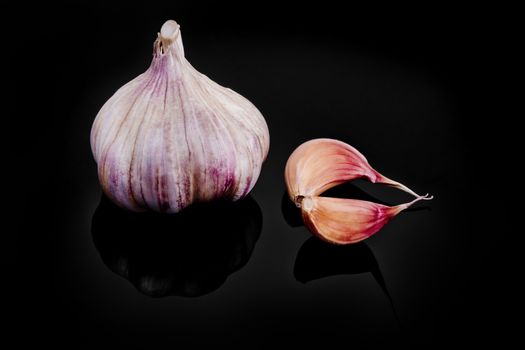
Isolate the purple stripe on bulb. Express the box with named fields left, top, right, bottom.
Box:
left=223, top=171, right=235, bottom=194
left=157, top=174, right=171, bottom=213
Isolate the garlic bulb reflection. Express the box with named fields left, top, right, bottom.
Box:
left=91, top=20, right=269, bottom=213
left=91, top=195, right=262, bottom=297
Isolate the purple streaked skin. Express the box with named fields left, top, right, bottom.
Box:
left=90, top=20, right=269, bottom=213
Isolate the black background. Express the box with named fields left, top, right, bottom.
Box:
left=9, top=2, right=510, bottom=347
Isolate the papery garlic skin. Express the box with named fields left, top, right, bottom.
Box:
left=285, top=138, right=432, bottom=244
left=91, top=20, right=269, bottom=213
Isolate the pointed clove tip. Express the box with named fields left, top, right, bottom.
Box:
left=393, top=193, right=434, bottom=213
left=410, top=193, right=433, bottom=205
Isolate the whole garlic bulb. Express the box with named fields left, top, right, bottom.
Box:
left=91, top=20, right=269, bottom=213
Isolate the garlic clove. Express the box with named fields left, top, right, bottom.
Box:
left=285, top=138, right=421, bottom=206
left=90, top=20, right=269, bottom=213
left=285, top=138, right=433, bottom=245
left=299, top=194, right=433, bottom=244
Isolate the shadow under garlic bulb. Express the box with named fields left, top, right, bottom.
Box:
left=90, top=20, right=269, bottom=213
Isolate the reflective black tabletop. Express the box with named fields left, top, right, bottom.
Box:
left=10, top=3, right=508, bottom=347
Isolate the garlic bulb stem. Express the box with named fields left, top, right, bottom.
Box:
left=160, top=20, right=180, bottom=43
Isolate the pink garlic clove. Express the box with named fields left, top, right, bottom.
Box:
left=285, top=138, right=433, bottom=244
left=299, top=195, right=433, bottom=244
left=285, top=138, right=422, bottom=206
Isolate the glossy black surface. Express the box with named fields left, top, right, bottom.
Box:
left=10, top=3, right=508, bottom=347
left=92, top=195, right=262, bottom=297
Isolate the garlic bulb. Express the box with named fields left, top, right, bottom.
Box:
left=91, top=20, right=269, bottom=213
left=285, top=139, right=432, bottom=244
